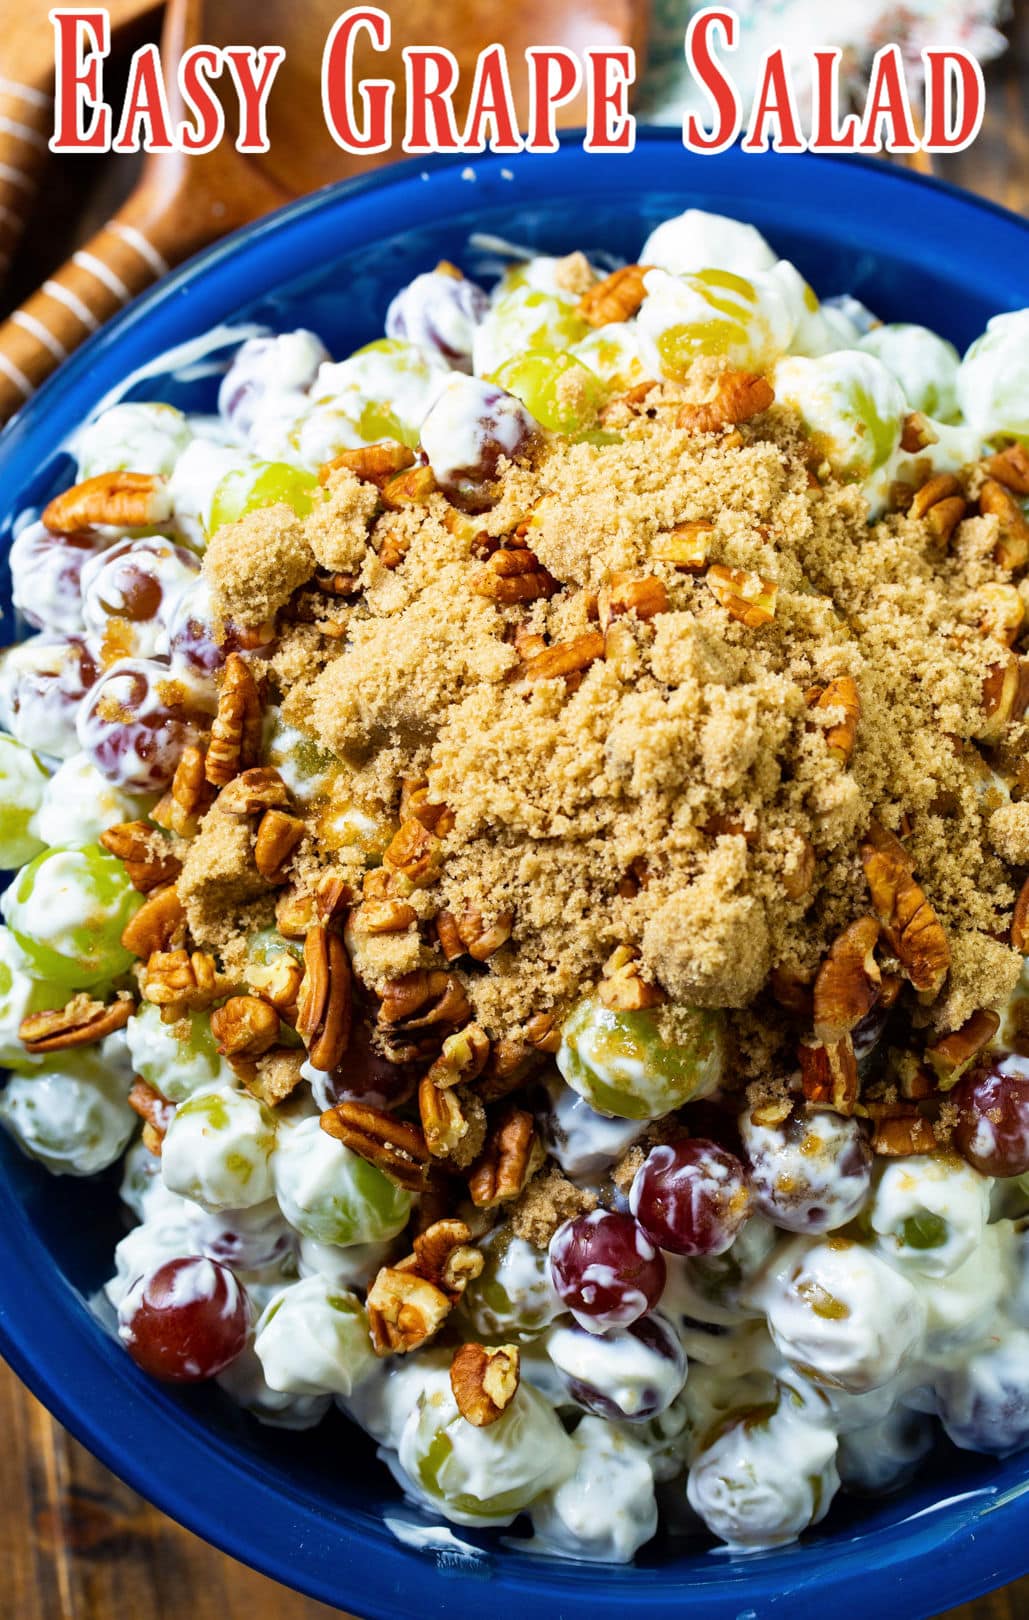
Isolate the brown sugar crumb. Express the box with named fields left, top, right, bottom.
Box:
left=509, top=1165, right=598, bottom=1248
left=927, top=929, right=1023, bottom=1035
left=204, top=504, right=316, bottom=629
left=611, top=1145, right=646, bottom=1196
left=989, top=802, right=1029, bottom=865
left=177, top=808, right=274, bottom=947
left=305, top=468, right=380, bottom=573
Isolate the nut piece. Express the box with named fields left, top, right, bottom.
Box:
left=295, top=925, right=352, bottom=1071
left=872, top=1112, right=938, bottom=1156
left=254, top=809, right=305, bottom=880
left=99, top=821, right=181, bottom=892
left=811, top=676, right=860, bottom=765
left=576, top=264, right=651, bottom=327
left=976, top=582, right=1025, bottom=647
left=980, top=478, right=1029, bottom=572
left=1012, top=875, right=1029, bottom=954
left=206, top=654, right=263, bottom=787
left=598, top=944, right=666, bottom=1011
left=417, top=1077, right=485, bottom=1165
left=598, top=573, right=669, bottom=630
left=384, top=817, right=444, bottom=887
left=407, top=1218, right=484, bottom=1298
left=318, top=440, right=415, bottom=488
left=705, top=564, right=778, bottom=628
left=677, top=370, right=774, bottom=434
left=468, top=1107, right=545, bottom=1208
left=366, top=1267, right=453, bottom=1355
left=378, top=971, right=471, bottom=1033
left=472, top=546, right=557, bottom=604
left=210, top=995, right=280, bottom=1059
left=217, top=767, right=292, bottom=816
left=128, top=1077, right=175, bottom=1154
left=799, top=1035, right=859, bottom=1115
left=320, top=1098, right=430, bottom=1191
left=925, top=1008, right=1000, bottom=1090
left=20, top=993, right=133, bottom=1054
left=120, top=884, right=186, bottom=959
left=400, top=779, right=455, bottom=837
left=140, top=949, right=222, bottom=1018
left=151, top=745, right=212, bottom=838
left=426, top=1023, right=491, bottom=1088
left=982, top=444, right=1029, bottom=495
left=435, top=908, right=514, bottom=963
left=381, top=465, right=437, bottom=509
left=909, top=473, right=966, bottom=545
left=812, top=916, right=881, bottom=1044
left=43, top=471, right=171, bottom=533
left=860, top=822, right=951, bottom=998
left=521, top=631, right=606, bottom=684
left=450, top=1342, right=521, bottom=1427
left=653, top=521, right=713, bottom=572
left=979, top=655, right=1022, bottom=742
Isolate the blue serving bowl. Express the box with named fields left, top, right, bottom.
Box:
left=1, top=131, right=1028, bottom=1619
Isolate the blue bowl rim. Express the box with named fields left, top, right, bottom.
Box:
left=0, top=131, right=1028, bottom=1617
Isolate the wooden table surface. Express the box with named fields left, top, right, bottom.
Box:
left=3, top=4, right=1029, bottom=1616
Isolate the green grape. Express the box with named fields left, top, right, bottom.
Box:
left=773, top=352, right=904, bottom=484
left=254, top=1277, right=376, bottom=1396
left=125, top=1002, right=235, bottom=1103
left=0, top=926, right=67, bottom=1071
left=957, top=310, right=1029, bottom=441
left=557, top=996, right=724, bottom=1120
left=0, top=734, right=48, bottom=869
left=161, top=1085, right=277, bottom=1210
left=459, top=1228, right=564, bottom=1341
left=858, top=324, right=960, bottom=422
left=0, top=1049, right=135, bottom=1175
left=272, top=1115, right=411, bottom=1245
left=493, top=351, right=604, bottom=434
left=401, top=1380, right=575, bottom=1524
left=477, top=289, right=590, bottom=378
left=2, top=843, right=142, bottom=988
left=209, top=460, right=319, bottom=533
left=314, top=339, right=442, bottom=449
left=639, top=267, right=793, bottom=381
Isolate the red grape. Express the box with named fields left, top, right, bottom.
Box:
left=953, top=1058, right=1029, bottom=1177
left=630, top=1139, right=751, bottom=1257
left=167, top=579, right=275, bottom=707
left=548, top=1312, right=687, bottom=1421
left=385, top=269, right=488, bottom=371
left=117, top=1256, right=249, bottom=1382
left=77, top=657, right=203, bottom=791
left=218, top=331, right=329, bottom=439
left=81, top=536, right=199, bottom=659
left=308, top=1013, right=417, bottom=1112
left=740, top=1106, right=872, bottom=1233
left=186, top=1203, right=295, bottom=1271
left=419, top=377, right=536, bottom=509
left=548, top=1209, right=665, bottom=1333
left=0, top=633, right=99, bottom=758
left=9, top=522, right=108, bottom=635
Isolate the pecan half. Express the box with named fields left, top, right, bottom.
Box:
left=799, top=1035, right=859, bottom=1115
left=217, top=767, right=292, bottom=816
left=677, top=371, right=774, bottom=434
left=151, top=744, right=212, bottom=838
left=981, top=478, right=1029, bottom=572
left=321, top=1098, right=430, bottom=1191
left=450, top=1342, right=521, bottom=1427
left=378, top=970, right=471, bottom=1032
left=121, top=884, right=185, bottom=959
left=20, top=993, right=133, bottom=1054
left=525, top=1010, right=562, bottom=1053
left=653, top=521, right=712, bottom=571
left=384, top=817, right=444, bottom=887
left=400, top=779, right=456, bottom=837
left=983, top=444, right=1029, bottom=496
left=924, top=1009, right=1000, bottom=1090
left=318, top=440, right=415, bottom=487
left=128, top=1077, right=175, bottom=1155
left=354, top=897, right=418, bottom=935
left=381, top=465, right=437, bottom=509
left=418, top=1077, right=486, bottom=1165
left=206, top=654, right=263, bottom=787
left=576, top=264, right=650, bottom=327
left=426, top=1023, right=491, bottom=1088
left=705, top=564, right=777, bottom=628
left=909, top=473, right=966, bottom=546
left=468, top=1107, right=545, bottom=1208
left=812, top=916, right=881, bottom=1044
left=141, top=949, right=221, bottom=1018
left=811, top=676, right=860, bottom=765
left=43, top=471, right=171, bottom=534
left=210, top=995, right=280, bottom=1059
left=472, top=546, right=557, bottom=604
left=598, top=944, right=666, bottom=1011
left=598, top=573, right=668, bottom=630
left=366, top=1267, right=452, bottom=1355
left=99, top=821, right=181, bottom=893
left=295, top=925, right=352, bottom=1071
left=406, top=1218, right=484, bottom=1298
left=254, top=809, right=305, bottom=881
left=860, top=822, right=950, bottom=998
left=435, top=908, right=513, bottom=963
left=521, top=631, right=606, bottom=684
left=872, top=1112, right=938, bottom=1156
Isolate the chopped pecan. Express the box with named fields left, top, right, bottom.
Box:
left=434, top=908, right=513, bottom=963
left=206, top=655, right=263, bottom=787
left=677, top=370, right=774, bottom=434
left=354, top=897, right=418, bottom=935
left=121, top=884, right=185, bottom=959
left=406, top=1218, right=484, bottom=1298
left=140, top=949, right=222, bottom=1018
left=43, top=471, right=171, bottom=534
left=378, top=970, right=471, bottom=1031
left=521, top=630, right=606, bottom=684
left=472, top=546, right=557, bottom=604
left=705, top=564, right=777, bottom=628
left=234, top=1046, right=305, bottom=1107
left=860, top=822, right=951, bottom=998
left=980, top=478, right=1029, bottom=572
left=381, top=464, right=437, bottom=509
left=247, top=952, right=304, bottom=1020
left=1012, top=875, right=1029, bottom=953
left=750, top=1096, right=794, bottom=1128
left=318, top=440, right=415, bottom=488
left=295, top=925, right=352, bottom=1072
left=151, top=745, right=212, bottom=838
left=99, top=821, right=181, bottom=893
left=276, top=887, right=317, bottom=938
left=653, top=522, right=712, bottom=571
left=426, top=1023, right=491, bottom=1088
left=983, top=444, right=1029, bottom=496
left=20, top=993, right=133, bottom=1054
left=976, top=582, right=1025, bottom=647
left=598, top=944, right=666, bottom=1011
left=782, top=833, right=816, bottom=901
left=799, top=1035, right=859, bottom=1115
left=813, top=916, right=881, bottom=1044
left=925, top=1009, right=1000, bottom=1089
left=128, top=1077, right=175, bottom=1154
left=400, top=779, right=456, bottom=837
left=384, top=817, right=444, bottom=887
left=769, top=964, right=814, bottom=1020
left=576, top=263, right=651, bottom=327
left=598, top=573, right=668, bottom=630
left=450, top=1342, right=521, bottom=1427
left=872, top=1111, right=938, bottom=1156
left=217, top=767, right=292, bottom=817
left=900, top=412, right=938, bottom=454
left=811, top=676, right=860, bottom=765
left=979, top=655, right=1022, bottom=742
left=378, top=529, right=409, bottom=570
left=210, top=995, right=280, bottom=1059
left=909, top=472, right=966, bottom=545
left=321, top=1098, right=430, bottom=1191
left=254, top=809, right=305, bottom=880
left=418, top=1077, right=486, bottom=1165
left=468, top=1107, right=545, bottom=1208
left=525, top=1010, right=562, bottom=1053
left=366, top=1267, right=452, bottom=1355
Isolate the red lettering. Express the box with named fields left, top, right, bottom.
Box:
left=113, top=44, right=173, bottom=152
left=322, top=8, right=393, bottom=154
left=49, top=9, right=110, bottom=152
left=683, top=9, right=740, bottom=154
left=223, top=46, right=284, bottom=153
left=858, top=44, right=918, bottom=152
left=402, top=48, right=460, bottom=153
left=923, top=49, right=985, bottom=152
left=462, top=46, right=522, bottom=153
left=584, top=49, right=635, bottom=151
left=742, top=49, right=804, bottom=152
left=526, top=48, right=582, bottom=153
left=810, top=49, right=859, bottom=150
left=178, top=47, right=225, bottom=154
